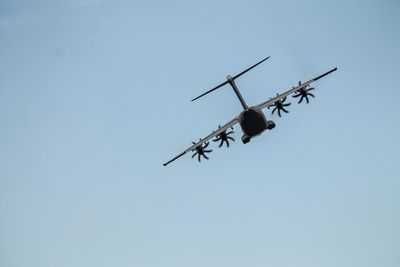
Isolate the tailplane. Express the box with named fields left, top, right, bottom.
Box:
left=191, top=56, right=270, bottom=102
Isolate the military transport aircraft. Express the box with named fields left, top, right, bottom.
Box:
left=163, top=57, right=337, bottom=166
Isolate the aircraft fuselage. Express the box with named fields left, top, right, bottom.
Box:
left=227, top=75, right=274, bottom=143
left=238, top=107, right=267, bottom=137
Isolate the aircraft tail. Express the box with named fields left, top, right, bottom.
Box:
left=191, top=56, right=270, bottom=102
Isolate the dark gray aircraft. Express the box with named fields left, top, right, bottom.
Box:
left=163, top=57, right=337, bottom=166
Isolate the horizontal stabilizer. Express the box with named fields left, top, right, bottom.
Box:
left=191, top=80, right=229, bottom=102
left=191, top=56, right=270, bottom=102
left=232, top=56, right=270, bottom=80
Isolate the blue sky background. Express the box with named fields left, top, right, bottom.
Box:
left=1, top=1, right=399, bottom=267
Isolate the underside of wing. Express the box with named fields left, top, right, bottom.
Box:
left=257, top=68, right=337, bottom=110
left=163, top=117, right=239, bottom=166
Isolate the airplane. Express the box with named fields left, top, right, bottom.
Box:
left=163, top=56, right=337, bottom=166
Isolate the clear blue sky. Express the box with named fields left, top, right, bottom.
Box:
left=1, top=1, right=399, bottom=267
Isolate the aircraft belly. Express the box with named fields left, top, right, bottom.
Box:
left=239, top=109, right=267, bottom=137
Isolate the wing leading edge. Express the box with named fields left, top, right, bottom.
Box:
left=257, top=67, right=337, bottom=110
left=163, top=117, right=239, bottom=166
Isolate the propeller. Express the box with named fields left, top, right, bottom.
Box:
left=191, top=140, right=212, bottom=162
left=292, top=81, right=315, bottom=104
left=213, top=126, right=235, bottom=147
left=268, top=94, right=291, bottom=117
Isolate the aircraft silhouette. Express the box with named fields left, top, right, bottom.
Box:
left=163, top=56, right=337, bottom=166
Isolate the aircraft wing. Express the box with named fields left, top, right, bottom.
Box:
left=163, top=117, right=239, bottom=166
left=257, top=67, right=337, bottom=110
